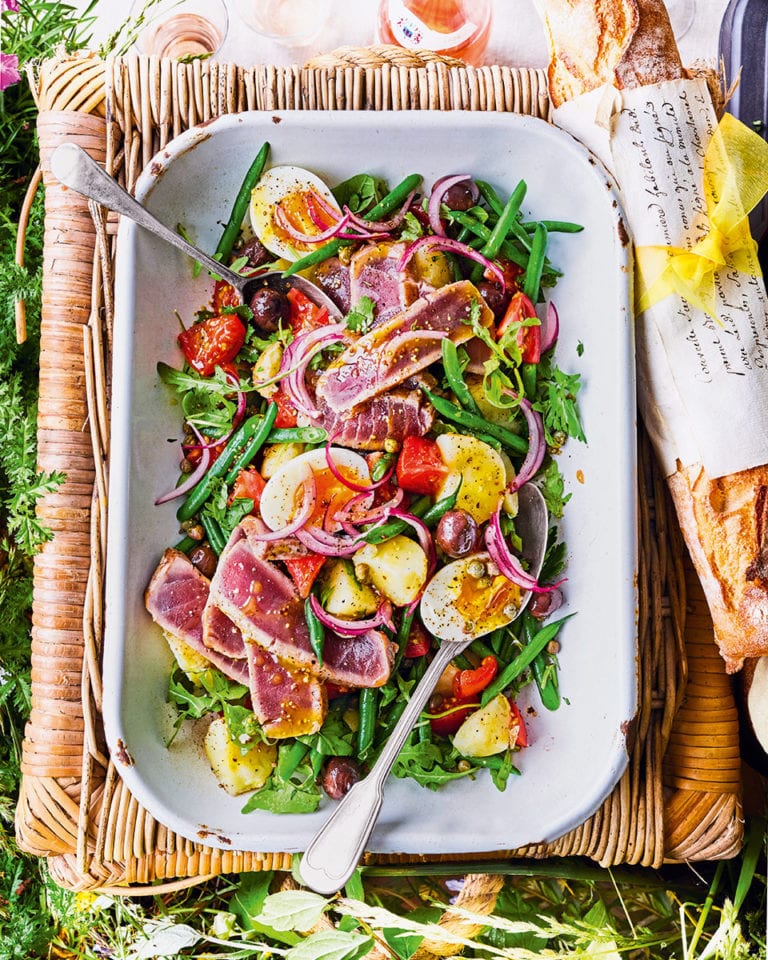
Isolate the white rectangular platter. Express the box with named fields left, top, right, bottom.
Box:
left=105, top=110, right=637, bottom=854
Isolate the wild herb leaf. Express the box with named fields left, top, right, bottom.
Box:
left=332, top=174, right=387, bottom=214
left=257, top=890, right=329, bottom=932
left=538, top=458, right=570, bottom=521
left=242, top=777, right=321, bottom=815
left=345, top=296, right=375, bottom=335
left=286, top=929, right=373, bottom=960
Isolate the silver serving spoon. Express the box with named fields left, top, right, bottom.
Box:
left=49, top=142, right=343, bottom=318
left=298, top=483, right=549, bottom=895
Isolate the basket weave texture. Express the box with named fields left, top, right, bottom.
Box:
left=15, top=48, right=743, bottom=893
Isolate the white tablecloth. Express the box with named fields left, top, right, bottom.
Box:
left=82, top=0, right=730, bottom=71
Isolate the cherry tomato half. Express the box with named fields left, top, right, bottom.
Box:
left=178, top=314, right=246, bottom=376
left=396, top=436, right=449, bottom=496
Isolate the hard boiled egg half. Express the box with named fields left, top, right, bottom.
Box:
left=260, top=447, right=371, bottom=532
left=250, top=165, right=342, bottom=262
left=420, top=552, right=524, bottom=642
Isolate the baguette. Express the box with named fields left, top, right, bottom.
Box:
left=534, top=0, right=685, bottom=107
left=536, top=0, right=768, bottom=672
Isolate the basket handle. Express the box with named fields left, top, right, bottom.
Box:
left=14, top=164, right=43, bottom=345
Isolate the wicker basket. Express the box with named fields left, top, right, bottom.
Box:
left=14, top=47, right=743, bottom=895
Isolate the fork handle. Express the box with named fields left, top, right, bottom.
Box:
left=298, top=642, right=459, bottom=895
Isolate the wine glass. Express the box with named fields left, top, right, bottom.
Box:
left=129, top=0, right=229, bottom=59
left=665, top=0, right=696, bottom=40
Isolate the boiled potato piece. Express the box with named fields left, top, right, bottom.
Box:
left=322, top=559, right=380, bottom=618
left=467, top=378, right=522, bottom=427
left=498, top=450, right=519, bottom=517
left=453, top=694, right=512, bottom=757
left=164, top=630, right=210, bottom=682
left=204, top=716, right=276, bottom=796
left=354, top=535, right=428, bottom=606
left=260, top=442, right=305, bottom=480
left=252, top=341, right=283, bottom=399
left=411, top=247, right=454, bottom=288
left=434, top=434, right=507, bottom=523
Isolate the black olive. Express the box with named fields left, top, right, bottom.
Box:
left=476, top=280, right=511, bottom=321
left=248, top=287, right=289, bottom=333
left=234, top=235, right=271, bottom=270
left=189, top=544, right=217, bottom=578
left=442, top=182, right=476, bottom=211
left=321, top=757, right=362, bottom=800
left=435, top=509, right=481, bottom=558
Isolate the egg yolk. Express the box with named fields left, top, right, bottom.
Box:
left=287, top=466, right=366, bottom=529
left=454, top=573, right=523, bottom=633
left=270, top=189, right=336, bottom=253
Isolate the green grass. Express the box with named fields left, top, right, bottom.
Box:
left=0, top=2, right=766, bottom=957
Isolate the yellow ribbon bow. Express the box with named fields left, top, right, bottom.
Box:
left=635, top=111, right=768, bottom=318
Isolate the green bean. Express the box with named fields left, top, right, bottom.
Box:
left=177, top=409, right=276, bottom=522
left=420, top=483, right=463, bottom=527
left=199, top=512, right=226, bottom=555
left=278, top=740, right=309, bottom=780
left=174, top=535, right=197, bottom=553
left=361, top=495, right=431, bottom=544
left=487, top=627, right=506, bottom=658
left=441, top=339, right=480, bottom=414
left=393, top=608, right=415, bottom=672
left=453, top=653, right=474, bottom=671
left=423, top=388, right=528, bottom=456
left=469, top=639, right=495, bottom=660
left=481, top=180, right=527, bottom=262
left=283, top=174, right=423, bottom=277
left=304, top=597, right=325, bottom=666
left=214, top=142, right=270, bottom=265
left=523, top=222, right=548, bottom=302
left=224, top=402, right=278, bottom=484
left=475, top=179, right=504, bottom=217
left=450, top=210, right=528, bottom=269
left=521, top=362, right=538, bottom=400
left=417, top=719, right=432, bottom=744
left=462, top=753, right=505, bottom=770
left=266, top=425, right=327, bottom=445
left=525, top=615, right=560, bottom=711
left=481, top=614, right=573, bottom=706
left=371, top=452, right=396, bottom=483
left=522, top=219, right=583, bottom=234
left=357, top=688, right=378, bottom=758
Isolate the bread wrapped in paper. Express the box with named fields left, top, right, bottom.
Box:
left=536, top=0, right=768, bottom=672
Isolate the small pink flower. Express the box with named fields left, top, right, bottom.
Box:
left=1, top=0, right=20, bottom=11
left=0, top=52, right=21, bottom=91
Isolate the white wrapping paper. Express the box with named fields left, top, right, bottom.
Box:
left=555, top=77, right=768, bottom=479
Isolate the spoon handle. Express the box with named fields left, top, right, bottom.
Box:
left=49, top=143, right=244, bottom=290
left=299, top=641, right=460, bottom=895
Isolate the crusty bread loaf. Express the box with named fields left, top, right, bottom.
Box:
left=536, top=0, right=768, bottom=673
left=535, top=0, right=684, bottom=107
left=668, top=464, right=768, bottom=673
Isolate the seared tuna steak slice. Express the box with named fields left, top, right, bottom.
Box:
left=202, top=603, right=247, bottom=659
left=349, top=242, right=419, bottom=324
left=305, top=386, right=434, bottom=451
left=245, top=643, right=326, bottom=738
left=210, top=536, right=395, bottom=686
left=145, top=549, right=249, bottom=686
left=315, top=280, right=493, bottom=413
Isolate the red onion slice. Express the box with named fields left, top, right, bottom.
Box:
left=427, top=174, right=476, bottom=237
left=539, top=301, right=559, bottom=353
left=484, top=504, right=561, bottom=594
left=155, top=446, right=211, bottom=505
left=344, top=188, right=418, bottom=233
left=309, top=594, right=391, bottom=637
left=507, top=397, right=546, bottom=493
left=398, top=235, right=506, bottom=291
left=250, top=468, right=317, bottom=542
left=296, top=525, right=364, bottom=557
left=279, top=323, right=348, bottom=418
left=324, top=441, right=394, bottom=493
left=275, top=204, right=351, bottom=244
